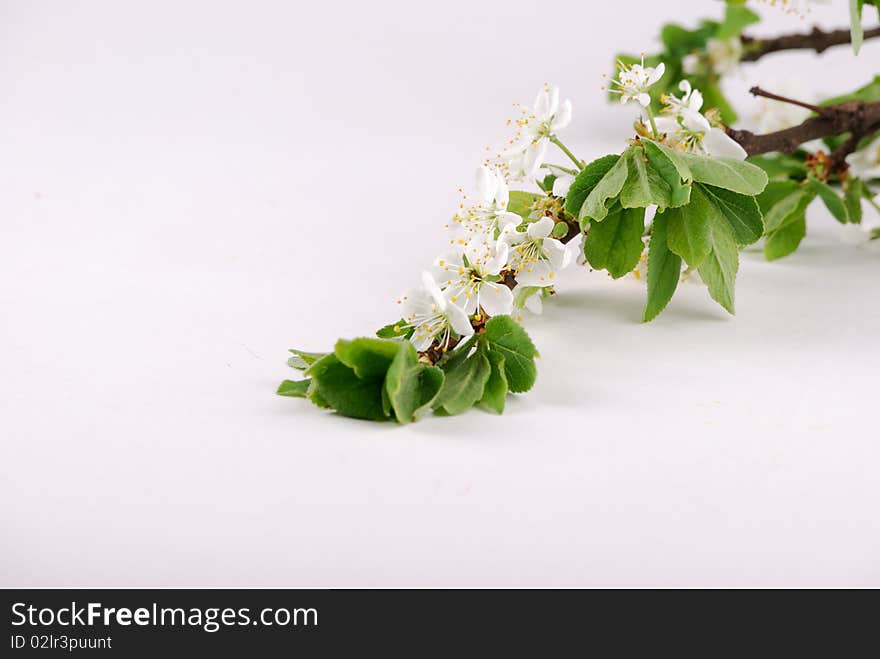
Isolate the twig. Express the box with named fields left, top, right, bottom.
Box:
left=741, top=25, right=880, bottom=62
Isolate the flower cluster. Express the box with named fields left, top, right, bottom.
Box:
left=397, top=86, right=579, bottom=357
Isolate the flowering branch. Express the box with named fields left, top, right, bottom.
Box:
left=740, top=25, right=880, bottom=62
left=725, top=87, right=880, bottom=170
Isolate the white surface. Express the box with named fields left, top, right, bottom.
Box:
left=2, top=1, right=879, bottom=587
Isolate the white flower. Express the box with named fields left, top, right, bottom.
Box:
left=657, top=81, right=747, bottom=160
left=846, top=135, right=880, bottom=180
left=450, top=166, right=522, bottom=264
left=433, top=243, right=514, bottom=317
left=502, top=84, right=572, bottom=181
left=501, top=217, right=571, bottom=287
left=610, top=56, right=665, bottom=108
left=552, top=174, right=574, bottom=198
left=705, top=37, right=742, bottom=75
left=399, top=271, right=474, bottom=351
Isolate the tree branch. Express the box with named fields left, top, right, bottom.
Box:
left=725, top=88, right=880, bottom=170
left=741, top=25, right=880, bottom=62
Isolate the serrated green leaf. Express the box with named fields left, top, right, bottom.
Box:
left=434, top=351, right=491, bottom=415
left=277, top=379, right=310, bottom=397
left=584, top=205, right=646, bottom=278
left=851, top=0, right=864, bottom=54
left=579, top=151, right=630, bottom=222
left=480, top=348, right=508, bottom=414
left=643, top=140, right=692, bottom=208
left=619, top=147, right=674, bottom=210
left=287, top=349, right=327, bottom=370
left=563, top=154, right=621, bottom=224
left=508, top=191, right=542, bottom=219
left=334, top=337, right=400, bottom=379
left=809, top=179, right=850, bottom=224
left=845, top=178, right=866, bottom=224
left=763, top=187, right=815, bottom=234
left=384, top=342, right=444, bottom=424
left=676, top=151, right=768, bottom=196
left=483, top=316, right=538, bottom=393
left=748, top=154, right=808, bottom=181
left=643, top=213, right=682, bottom=322
left=716, top=4, right=760, bottom=39
left=697, top=183, right=764, bottom=245
left=307, top=354, right=389, bottom=421
left=757, top=180, right=801, bottom=214
left=665, top=188, right=713, bottom=267
left=765, top=213, right=807, bottom=261
left=697, top=209, right=739, bottom=314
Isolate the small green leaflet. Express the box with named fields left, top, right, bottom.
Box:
left=664, top=188, right=712, bottom=268
left=434, top=351, right=491, bottom=415
left=619, top=147, right=674, bottom=210
left=578, top=152, right=630, bottom=222
left=673, top=151, right=768, bottom=196
left=584, top=205, right=646, bottom=278
left=287, top=349, right=328, bottom=370
left=643, top=213, right=682, bottom=322
left=277, top=379, right=310, bottom=397
left=697, top=206, right=739, bottom=315
left=765, top=215, right=807, bottom=261
left=643, top=140, right=692, bottom=208
left=376, top=320, right=413, bottom=339
left=483, top=315, right=538, bottom=393
left=306, top=354, right=389, bottom=421
left=480, top=348, right=508, bottom=414
left=845, top=178, right=866, bottom=225
left=696, top=183, right=763, bottom=245
left=715, top=4, right=760, bottom=40
left=809, top=179, right=849, bottom=224
left=334, top=337, right=400, bottom=379
left=384, top=343, right=444, bottom=423
left=507, top=191, right=542, bottom=219
left=564, top=154, right=622, bottom=223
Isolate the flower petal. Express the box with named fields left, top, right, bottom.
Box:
left=528, top=216, right=554, bottom=239
left=524, top=293, right=543, bottom=315
left=479, top=282, right=514, bottom=317
left=551, top=98, right=572, bottom=132
left=704, top=128, right=747, bottom=160
left=445, top=302, right=474, bottom=337
left=515, top=261, right=555, bottom=287
left=543, top=237, right=569, bottom=269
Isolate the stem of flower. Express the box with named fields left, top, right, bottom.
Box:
left=550, top=135, right=585, bottom=170
left=644, top=106, right=659, bottom=140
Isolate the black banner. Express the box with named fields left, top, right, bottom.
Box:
left=0, top=588, right=871, bottom=654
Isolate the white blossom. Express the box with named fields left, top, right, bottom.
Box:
left=846, top=134, right=880, bottom=181
left=656, top=81, right=747, bottom=160
left=502, top=84, right=572, bottom=181
left=610, top=56, right=665, bottom=107
left=705, top=37, right=742, bottom=75
left=552, top=174, right=574, bottom=198
left=501, top=217, right=572, bottom=288
left=433, top=242, right=514, bottom=317
left=450, top=166, right=522, bottom=264
left=398, top=271, right=474, bottom=351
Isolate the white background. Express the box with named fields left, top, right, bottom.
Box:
left=2, top=0, right=879, bottom=587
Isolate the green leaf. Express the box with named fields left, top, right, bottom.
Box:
left=748, top=154, right=808, bottom=181
left=277, top=379, right=310, bottom=397
left=480, top=348, right=508, bottom=414
left=697, top=183, right=764, bottom=245
left=579, top=151, right=630, bottom=223
left=845, top=177, right=866, bottom=224
left=660, top=22, right=717, bottom=56
left=850, top=0, right=864, bottom=54
left=334, top=337, right=400, bottom=379
left=757, top=180, right=800, bottom=214
left=551, top=221, right=569, bottom=238
left=643, top=213, right=682, bottom=322
left=716, top=4, right=760, bottom=39
left=765, top=214, right=807, bottom=261
left=584, top=205, right=646, bottom=278
left=508, top=191, right=542, bottom=219
left=483, top=316, right=538, bottom=394
left=564, top=154, right=622, bottom=222
left=763, top=187, right=815, bottom=234
left=643, top=140, right=692, bottom=208
left=809, top=179, right=850, bottom=224
left=619, top=146, right=673, bottom=210
left=697, top=208, right=739, bottom=314
left=307, top=354, right=389, bottom=421
left=376, top=320, right=412, bottom=339
left=676, top=151, right=768, bottom=196
left=434, top=351, right=491, bottom=415
left=384, top=342, right=444, bottom=423
left=664, top=193, right=711, bottom=268
left=287, top=349, right=327, bottom=370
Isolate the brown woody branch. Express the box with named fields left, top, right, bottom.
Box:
left=741, top=25, right=880, bottom=62
left=725, top=87, right=880, bottom=173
